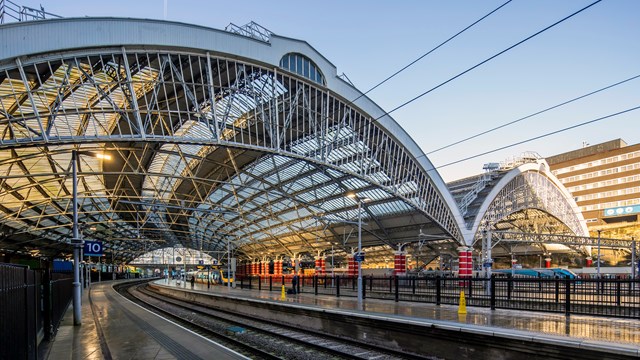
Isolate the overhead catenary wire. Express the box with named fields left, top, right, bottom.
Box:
left=371, top=0, right=602, bottom=124
left=349, top=0, right=513, bottom=104
left=427, top=73, right=640, bottom=155
left=434, top=104, right=640, bottom=170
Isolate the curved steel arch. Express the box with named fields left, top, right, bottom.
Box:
left=467, top=160, right=589, bottom=245
left=0, top=18, right=464, bottom=262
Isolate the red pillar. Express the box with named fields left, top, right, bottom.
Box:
left=347, top=254, right=357, bottom=277
left=273, top=259, right=282, bottom=276
left=586, top=257, right=593, bottom=267
left=394, top=251, right=407, bottom=276
left=545, top=257, right=552, bottom=268
left=315, top=256, right=326, bottom=276
left=458, top=247, right=472, bottom=285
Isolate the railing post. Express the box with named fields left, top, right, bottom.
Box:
left=412, top=276, right=416, bottom=295
left=436, top=276, right=441, bottom=305
left=269, top=275, right=272, bottom=291
left=249, top=275, right=252, bottom=290
left=394, top=275, right=399, bottom=302
left=258, top=275, right=261, bottom=291
left=389, top=276, right=393, bottom=294
left=555, top=278, right=560, bottom=304
left=43, top=268, right=52, bottom=341
left=507, top=275, right=512, bottom=300
left=490, top=276, right=496, bottom=310
left=314, top=275, right=318, bottom=296
left=282, top=275, right=285, bottom=288
left=363, top=277, right=366, bottom=299
left=468, top=276, right=473, bottom=298
left=369, top=275, right=373, bottom=292
left=336, top=275, right=340, bottom=297
left=565, top=278, right=571, bottom=316
left=324, top=275, right=327, bottom=289
left=616, top=281, right=621, bottom=307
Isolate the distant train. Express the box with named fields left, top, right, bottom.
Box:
left=493, top=268, right=578, bottom=279
left=186, top=267, right=233, bottom=285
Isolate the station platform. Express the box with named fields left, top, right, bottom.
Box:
left=157, top=278, right=640, bottom=357
left=44, top=280, right=247, bottom=360
left=43, top=279, right=640, bottom=359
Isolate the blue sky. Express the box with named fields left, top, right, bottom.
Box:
left=18, top=0, right=640, bottom=181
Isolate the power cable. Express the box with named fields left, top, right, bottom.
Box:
left=350, top=0, right=513, bottom=103
left=427, top=74, right=640, bottom=155
left=435, top=104, right=640, bottom=170
left=371, top=0, right=602, bottom=123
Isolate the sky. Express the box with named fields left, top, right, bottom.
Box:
left=14, top=0, right=640, bottom=182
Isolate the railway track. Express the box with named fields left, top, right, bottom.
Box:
left=115, top=281, right=435, bottom=360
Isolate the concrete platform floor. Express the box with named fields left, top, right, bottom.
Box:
left=163, top=278, right=640, bottom=351
left=44, top=281, right=247, bottom=360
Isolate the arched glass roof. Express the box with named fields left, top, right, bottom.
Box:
left=0, top=18, right=464, bottom=264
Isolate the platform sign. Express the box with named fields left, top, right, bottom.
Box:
left=354, top=252, right=365, bottom=262
left=84, top=241, right=103, bottom=257
left=198, top=260, right=204, bottom=265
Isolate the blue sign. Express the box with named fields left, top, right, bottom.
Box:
left=603, top=205, right=640, bottom=217
left=354, top=253, right=365, bottom=262
left=53, top=260, right=73, bottom=272
left=84, top=241, right=103, bottom=257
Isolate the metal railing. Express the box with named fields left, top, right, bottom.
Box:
left=236, top=274, right=640, bottom=319
left=0, top=0, right=61, bottom=24
left=0, top=263, right=72, bottom=359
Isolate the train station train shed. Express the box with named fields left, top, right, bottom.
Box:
left=2, top=12, right=640, bottom=360
left=0, top=17, right=598, bottom=273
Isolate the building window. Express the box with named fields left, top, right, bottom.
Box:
left=279, top=53, right=325, bottom=85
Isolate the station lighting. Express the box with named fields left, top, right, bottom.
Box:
left=72, top=149, right=111, bottom=326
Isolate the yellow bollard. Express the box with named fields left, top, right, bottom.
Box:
left=281, top=285, right=286, bottom=300
left=458, top=290, right=467, bottom=314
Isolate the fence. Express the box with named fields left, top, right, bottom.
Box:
left=0, top=263, right=73, bottom=360
left=236, top=274, right=640, bottom=319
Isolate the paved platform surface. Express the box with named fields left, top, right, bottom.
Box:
left=45, top=280, right=247, bottom=360
left=45, top=279, right=640, bottom=358
left=159, top=278, right=640, bottom=356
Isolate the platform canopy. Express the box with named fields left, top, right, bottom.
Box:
left=0, top=18, right=468, bottom=263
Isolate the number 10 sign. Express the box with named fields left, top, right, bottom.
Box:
left=84, top=241, right=103, bottom=257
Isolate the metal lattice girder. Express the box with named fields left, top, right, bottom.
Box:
left=468, top=160, right=589, bottom=245
left=0, top=18, right=465, bottom=263
left=491, top=231, right=637, bottom=250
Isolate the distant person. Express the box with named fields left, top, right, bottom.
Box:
left=291, top=273, right=299, bottom=294
left=190, top=275, right=195, bottom=289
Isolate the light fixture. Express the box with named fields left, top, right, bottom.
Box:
left=95, top=153, right=111, bottom=160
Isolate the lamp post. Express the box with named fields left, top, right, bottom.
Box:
left=71, top=150, right=110, bottom=325
left=356, top=198, right=363, bottom=309
left=597, top=230, right=601, bottom=279
left=347, top=193, right=368, bottom=310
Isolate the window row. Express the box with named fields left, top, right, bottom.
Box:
left=580, top=198, right=640, bottom=212
left=575, top=187, right=640, bottom=202
left=552, top=150, right=640, bottom=175
left=559, top=162, right=640, bottom=184
left=567, top=175, right=640, bottom=192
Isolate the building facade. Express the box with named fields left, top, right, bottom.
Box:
left=547, top=139, right=640, bottom=240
